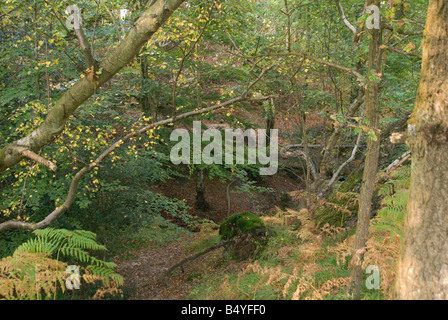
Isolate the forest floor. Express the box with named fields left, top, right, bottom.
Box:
left=115, top=171, right=301, bottom=299
left=115, top=233, right=213, bottom=299
left=113, top=105, right=339, bottom=300
left=115, top=231, right=252, bottom=299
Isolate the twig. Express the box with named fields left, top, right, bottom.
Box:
left=260, top=52, right=363, bottom=80
left=281, top=143, right=366, bottom=149
left=380, top=44, right=422, bottom=59
left=74, top=25, right=97, bottom=70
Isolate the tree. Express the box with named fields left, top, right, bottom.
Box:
left=349, top=0, right=383, bottom=299
left=0, top=0, right=185, bottom=173
left=395, top=0, right=448, bottom=299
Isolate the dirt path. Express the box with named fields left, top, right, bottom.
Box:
left=114, top=233, right=224, bottom=300
left=114, top=171, right=301, bottom=300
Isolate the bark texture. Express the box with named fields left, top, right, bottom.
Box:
left=395, top=0, right=448, bottom=300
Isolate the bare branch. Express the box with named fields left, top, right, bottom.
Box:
left=309, top=55, right=363, bottom=79
left=375, top=150, right=411, bottom=183
left=74, top=24, right=96, bottom=69
left=333, top=0, right=357, bottom=36
left=280, top=147, right=318, bottom=181
left=165, top=240, right=230, bottom=276
left=281, top=143, right=366, bottom=149
left=386, top=150, right=411, bottom=174
left=21, top=150, right=57, bottom=171
left=317, top=128, right=363, bottom=200
left=260, top=52, right=363, bottom=80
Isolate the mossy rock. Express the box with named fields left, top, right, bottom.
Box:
left=219, top=212, right=266, bottom=240
left=219, top=212, right=268, bottom=260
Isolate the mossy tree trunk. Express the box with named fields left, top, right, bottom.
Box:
left=395, top=0, right=448, bottom=299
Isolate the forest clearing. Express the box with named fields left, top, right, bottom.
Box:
left=1, top=0, right=447, bottom=303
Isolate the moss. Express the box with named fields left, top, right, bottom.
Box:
left=219, top=212, right=265, bottom=240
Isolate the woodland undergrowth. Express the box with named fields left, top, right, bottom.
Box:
left=189, top=165, right=409, bottom=300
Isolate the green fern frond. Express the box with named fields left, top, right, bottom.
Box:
left=87, top=265, right=124, bottom=287
left=372, top=165, right=410, bottom=238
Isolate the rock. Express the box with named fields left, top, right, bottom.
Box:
left=219, top=212, right=268, bottom=260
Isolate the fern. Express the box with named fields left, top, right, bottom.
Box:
left=0, top=251, right=68, bottom=300
left=315, top=191, right=358, bottom=228
left=372, top=166, right=410, bottom=238
left=14, top=228, right=123, bottom=290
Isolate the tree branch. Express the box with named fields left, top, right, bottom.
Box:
left=74, top=24, right=97, bottom=70
left=0, top=0, right=186, bottom=173
left=333, top=0, right=357, bottom=37
left=0, top=82, right=274, bottom=233
left=21, top=150, right=57, bottom=172
left=164, top=240, right=230, bottom=276
left=317, top=128, right=363, bottom=200
left=260, top=52, right=363, bottom=80
left=380, top=44, right=422, bottom=59
left=280, top=147, right=318, bottom=181
left=385, top=150, right=410, bottom=174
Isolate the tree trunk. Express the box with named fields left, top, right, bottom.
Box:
left=139, top=54, right=157, bottom=118
left=395, top=0, right=448, bottom=300
left=195, top=168, right=209, bottom=212
left=350, top=0, right=383, bottom=300
left=265, top=98, right=275, bottom=147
